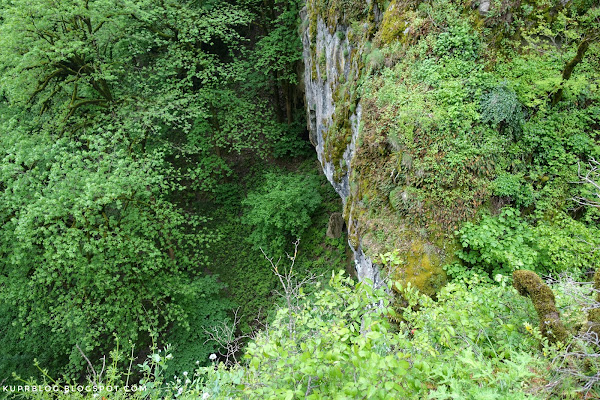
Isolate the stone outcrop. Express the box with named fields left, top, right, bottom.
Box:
left=301, top=4, right=385, bottom=288
left=300, top=1, right=446, bottom=292
left=326, top=212, right=345, bottom=238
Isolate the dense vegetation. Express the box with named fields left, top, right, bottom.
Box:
left=0, top=0, right=347, bottom=382
left=1, top=0, right=600, bottom=399
left=329, top=0, right=600, bottom=296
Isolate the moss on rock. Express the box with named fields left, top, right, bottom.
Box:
left=400, top=239, right=447, bottom=297
left=375, top=0, right=408, bottom=45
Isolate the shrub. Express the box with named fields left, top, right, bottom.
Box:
left=432, top=23, right=481, bottom=61
left=242, top=171, right=322, bottom=256
left=453, top=208, right=540, bottom=278
left=480, top=85, right=525, bottom=138
left=396, top=275, right=547, bottom=398
left=452, top=206, right=600, bottom=280
left=491, top=172, right=535, bottom=207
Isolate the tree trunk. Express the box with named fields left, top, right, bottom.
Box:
left=551, top=39, right=590, bottom=105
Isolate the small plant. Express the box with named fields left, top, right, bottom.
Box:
left=454, top=208, right=540, bottom=278
left=365, top=47, right=384, bottom=71
left=480, top=84, right=525, bottom=138
left=452, top=208, right=599, bottom=279
left=491, top=172, right=534, bottom=207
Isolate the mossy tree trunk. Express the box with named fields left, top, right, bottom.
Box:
left=513, top=270, right=568, bottom=344
left=551, top=39, right=590, bottom=106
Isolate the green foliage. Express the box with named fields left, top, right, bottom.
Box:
left=3, top=0, right=600, bottom=396
left=396, top=276, right=547, bottom=399
left=491, top=172, right=535, bottom=207
left=452, top=208, right=542, bottom=278
left=480, top=85, right=525, bottom=138
left=534, top=213, right=600, bottom=274
left=170, top=273, right=549, bottom=399
left=241, top=272, right=413, bottom=398
left=242, top=171, right=323, bottom=256
left=0, top=0, right=311, bottom=380
left=13, top=271, right=579, bottom=399
left=11, top=340, right=180, bottom=400
left=165, top=280, right=234, bottom=375
left=190, top=272, right=416, bottom=399
left=364, top=46, right=385, bottom=71
left=336, top=0, right=599, bottom=294
left=194, top=160, right=347, bottom=338
left=0, top=125, right=221, bottom=377
left=253, top=0, right=303, bottom=86
left=433, top=22, right=481, bottom=61
left=203, top=200, right=279, bottom=333
left=452, top=208, right=600, bottom=279
left=265, top=117, right=312, bottom=159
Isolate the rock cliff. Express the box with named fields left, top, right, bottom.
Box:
left=301, top=3, right=386, bottom=288
left=301, top=0, right=598, bottom=295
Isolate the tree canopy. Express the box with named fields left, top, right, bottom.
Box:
left=0, top=0, right=308, bottom=378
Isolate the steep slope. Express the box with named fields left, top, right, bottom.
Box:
left=302, top=0, right=600, bottom=294
left=301, top=2, right=384, bottom=287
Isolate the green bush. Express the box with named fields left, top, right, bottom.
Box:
left=452, top=208, right=539, bottom=278
left=242, top=171, right=322, bottom=256
left=433, top=23, right=481, bottom=61
left=396, top=276, right=546, bottom=399
left=165, top=279, right=234, bottom=374
left=491, top=172, right=534, bottom=207
left=480, top=85, right=525, bottom=138
left=0, top=130, right=216, bottom=378
left=451, top=208, right=600, bottom=279
left=184, top=271, right=417, bottom=399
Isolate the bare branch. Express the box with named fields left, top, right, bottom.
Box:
left=573, top=158, right=600, bottom=208
left=203, top=308, right=251, bottom=367
left=261, top=240, right=320, bottom=341
left=76, top=344, right=99, bottom=386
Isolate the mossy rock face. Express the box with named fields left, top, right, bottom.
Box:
left=305, top=0, right=598, bottom=304
left=306, top=0, right=372, bottom=40
left=399, top=239, right=447, bottom=297
left=375, top=0, right=408, bottom=45
left=513, top=270, right=568, bottom=344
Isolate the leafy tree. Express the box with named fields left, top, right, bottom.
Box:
left=242, top=171, right=322, bottom=256
left=0, top=0, right=296, bottom=187
left=0, top=114, right=221, bottom=376
left=253, top=0, right=304, bottom=125
left=0, top=0, right=311, bottom=380
left=0, top=0, right=256, bottom=377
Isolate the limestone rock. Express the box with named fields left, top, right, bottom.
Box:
left=326, top=212, right=344, bottom=238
